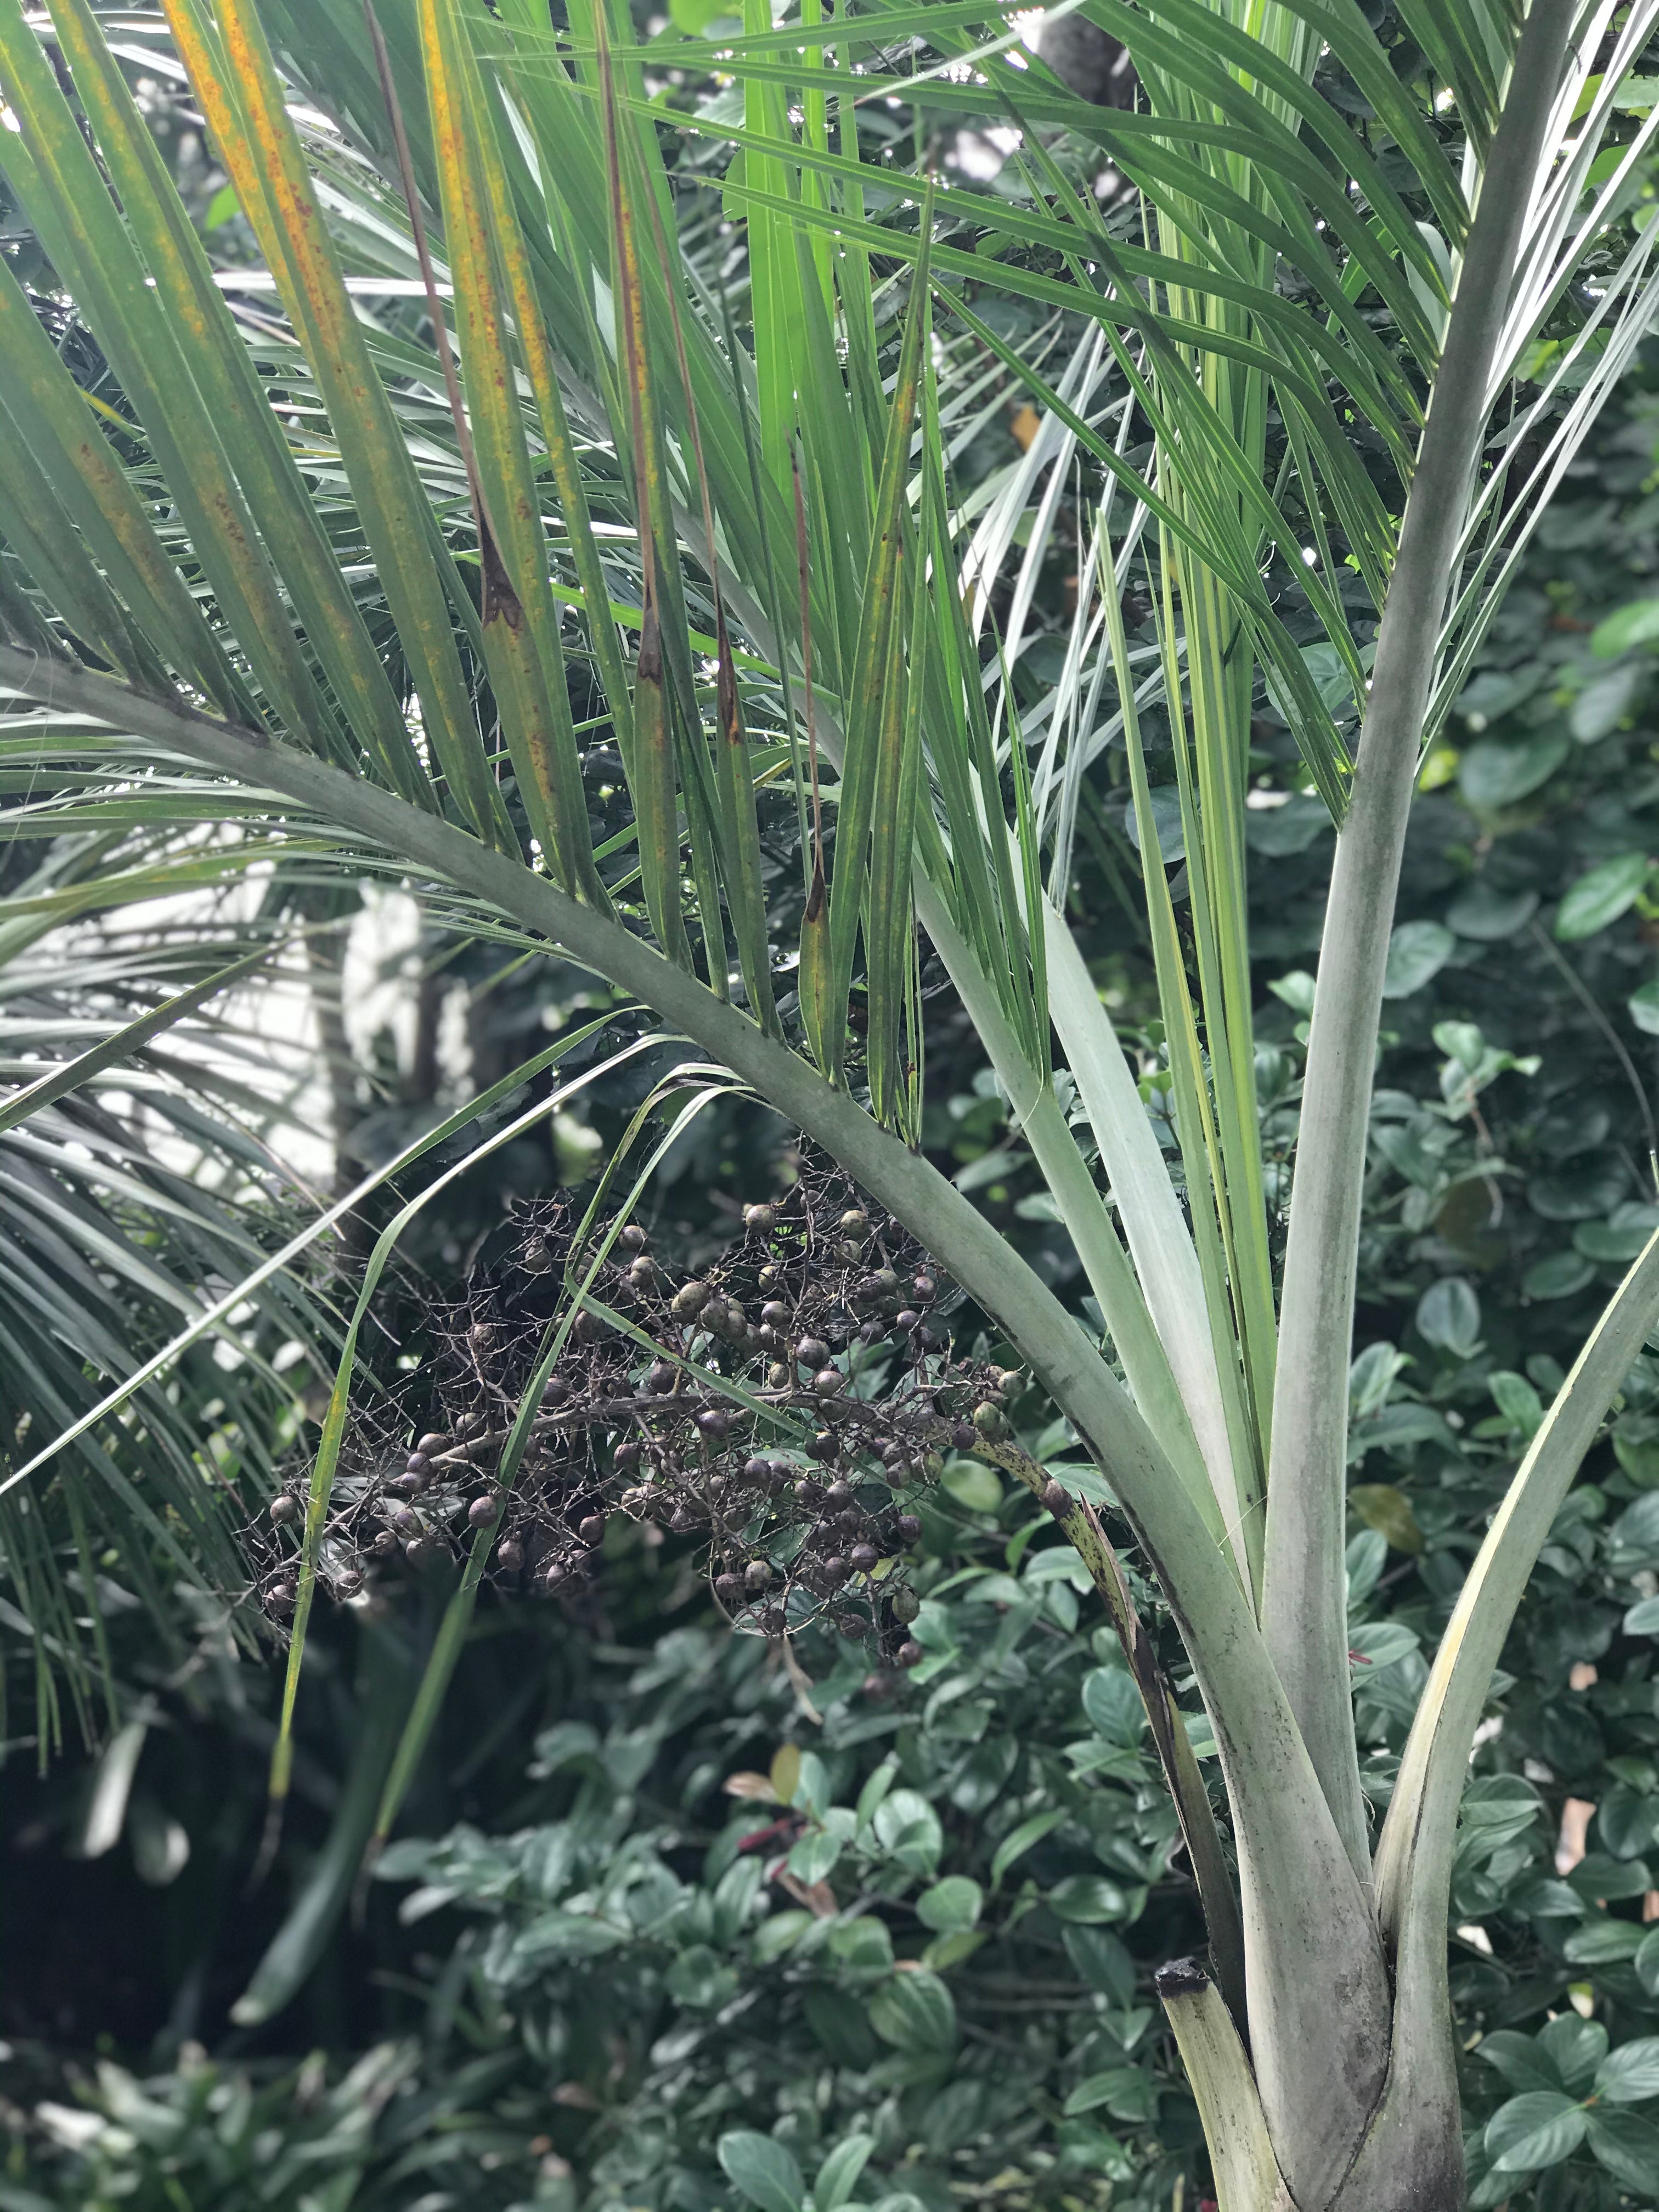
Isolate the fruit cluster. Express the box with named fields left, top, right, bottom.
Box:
left=252, top=1152, right=1017, bottom=1675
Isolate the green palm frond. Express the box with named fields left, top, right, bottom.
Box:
left=0, top=870, right=329, bottom=1753
left=4, top=0, right=1659, bottom=2194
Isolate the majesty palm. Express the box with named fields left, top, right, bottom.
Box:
left=3, top=0, right=1658, bottom=2201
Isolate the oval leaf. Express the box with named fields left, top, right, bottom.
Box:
left=1555, top=851, right=1651, bottom=942
left=1486, top=2091, right=1588, bottom=2173
left=1381, top=919, right=1455, bottom=998
left=1586, top=2107, right=1659, bottom=2191
left=719, top=2132, right=805, bottom=2212
left=1595, top=2036, right=1659, bottom=2104
left=916, top=1876, right=984, bottom=1934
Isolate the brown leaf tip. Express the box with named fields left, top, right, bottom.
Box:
left=1154, top=1956, right=1212, bottom=1999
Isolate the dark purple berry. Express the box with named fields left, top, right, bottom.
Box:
left=714, top=1572, right=744, bottom=1604
left=392, top=1506, right=421, bottom=1536
left=896, top=1310, right=920, bottom=1333
left=468, top=1494, right=499, bottom=1530
left=913, top=1277, right=936, bottom=1304
left=614, top=1440, right=642, bottom=1471
left=898, top=1640, right=924, bottom=1668
left=270, top=1494, right=300, bottom=1526
left=541, top=1376, right=571, bottom=1406
left=696, top=1408, right=730, bottom=1441
left=796, top=1336, right=830, bottom=1370
left=825, top=1479, right=852, bottom=1506
left=496, top=1540, right=523, bottom=1572
left=896, top=1514, right=922, bottom=1544
left=416, top=1432, right=448, bottom=1456
left=952, top=1421, right=978, bottom=1450
left=648, top=1362, right=676, bottom=1394
left=579, top=1514, right=606, bottom=1547
left=617, top=1224, right=647, bottom=1252
left=761, top=1301, right=788, bottom=1328
left=849, top=1543, right=878, bottom=1575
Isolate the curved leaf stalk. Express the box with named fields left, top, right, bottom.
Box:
left=1369, top=1231, right=1659, bottom=2173
left=1041, top=912, right=1243, bottom=1566
left=1155, top=1961, right=1290, bottom=2212
left=921, top=891, right=1227, bottom=1559
left=976, top=1429, right=1246, bottom=2033
left=0, top=645, right=1393, bottom=2203
left=1265, top=0, right=1578, bottom=1878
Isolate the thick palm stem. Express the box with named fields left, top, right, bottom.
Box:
left=1262, top=0, right=1578, bottom=1874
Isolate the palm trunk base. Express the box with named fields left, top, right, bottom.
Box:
left=1159, top=1962, right=1463, bottom=2212
left=1325, top=2059, right=1463, bottom=2212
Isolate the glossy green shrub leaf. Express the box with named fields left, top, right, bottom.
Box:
left=719, top=2131, right=805, bottom=2212
left=1587, top=2107, right=1659, bottom=2190
left=1485, top=2091, right=1588, bottom=2172
left=1417, top=1277, right=1481, bottom=1357
left=1592, top=598, right=1659, bottom=656
left=1047, top=1875, right=1130, bottom=1924
left=1081, top=1666, right=1146, bottom=1747
left=1539, top=2016, right=1610, bottom=2091
left=1477, top=2032, right=1563, bottom=2095
left=1381, top=919, right=1456, bottom=997
left=867, top=1971, right=956, bottom=2055
left=1594, top=2036, right=1659, bottom=2103
left=1554, top=851, right=1652, bottom=941
left=916, top=1878, right=983, bottom=1934
left=1458, top=736, right=1570, bottom=810
left=814, top=2135, right=876, bottom=2212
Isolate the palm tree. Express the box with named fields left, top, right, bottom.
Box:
left=2, top=0, right=1657, bottom=2200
